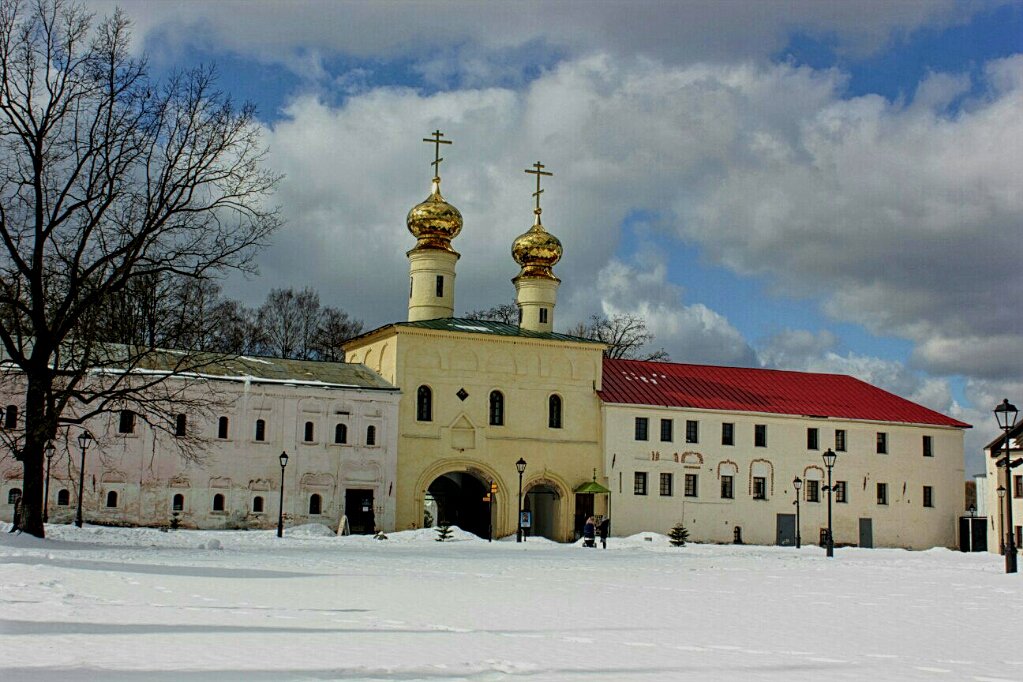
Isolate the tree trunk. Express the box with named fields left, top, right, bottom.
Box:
left=18, top=376, right=53, bottom=538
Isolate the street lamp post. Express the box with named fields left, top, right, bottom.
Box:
left=43, top=441, right=55, bottom=523
left=488, top=481, right=497, bottom=542
left=994, top=399, right=1018, bottom=574
left=516, top=458, right=527, bottom=543
left=74, top=431, right=92, bottom=528
left=277, top=451, right=289, bottom=538
left=822, top=448, right=837, bottom=558
left=997, top=486, right=1006, bottom=555
left=792, top=476, right=802, bottom=549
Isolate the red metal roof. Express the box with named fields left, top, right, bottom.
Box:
left=599, top=358, right=970, bottom=428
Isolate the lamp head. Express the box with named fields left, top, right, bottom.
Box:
left=792, top=476, right=802, bottom=491
left=822, top=448, right=837, bottom=468
left=77, top=431, right=92, bottom=449
left=45, top=441, right=55, bottom=459
left=279, top=451, right=289, bottom=468
left=994, top=398, right=1019, bottom=430
left=516, top=457, right=527, bottom=474
left=997, top=485, right=1006, bottom=499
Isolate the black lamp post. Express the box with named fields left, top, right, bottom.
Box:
left=822, top=448, right=837, bottom=558
left=997, top=485, right=1006, bottom=555
left=43, top=441, right=55, bottom=523
left=74, top=431, right=92, bottom=528
left=994, top=399, right=1018, bottom=573
left=792, top=476, right=802, bottom=549
left=516, top=458, right=527, bottom=543
left=277, top=450, right=289, bottom=538
left=488, top=481, right=497, bottom=542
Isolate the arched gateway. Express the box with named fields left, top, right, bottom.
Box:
left=426, top=471, right=492, bottom=539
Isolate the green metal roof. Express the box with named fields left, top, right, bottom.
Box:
left=395, top=318, right=603, bottom=344
left=574, top=480, right=611, bottom=494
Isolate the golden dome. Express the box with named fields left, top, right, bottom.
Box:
left=512, top=211, right=562, bottom=280
left=407, top=179, right=462, bottom=253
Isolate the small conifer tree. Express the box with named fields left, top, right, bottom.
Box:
left=668, top=521, right=689, bottom=547
left=436, top=523, right=453, bottom=542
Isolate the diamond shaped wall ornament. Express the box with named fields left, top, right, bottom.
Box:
left=456, top=388, right=469, bottom=401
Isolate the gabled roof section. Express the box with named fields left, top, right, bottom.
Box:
left=599, top=358, right=970, bottom=428
left=985, top=421, right=1023, bottom=453
left=346, top=317, right=604, bottom=346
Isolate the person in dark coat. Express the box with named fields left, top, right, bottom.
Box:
left=598, top=517, right=610, bottom=549
left=582, top=516, right=596, bottom=547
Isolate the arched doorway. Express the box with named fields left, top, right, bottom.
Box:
left=426, top=472, right=490, bottom=539
left=524, top=483, right=560, bottom=540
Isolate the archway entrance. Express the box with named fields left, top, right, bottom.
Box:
left=426, top=472, right=490, bottom=539
left=524, top=483, right=560, bottom=540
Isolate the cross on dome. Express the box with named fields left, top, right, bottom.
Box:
left=524, top=161, right=553, bottom=216
left=422, top=130, right=452, bottom=180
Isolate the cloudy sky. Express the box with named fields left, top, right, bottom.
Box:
left=105, top=0, right=1020, bottom=472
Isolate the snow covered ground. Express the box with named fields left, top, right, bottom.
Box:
left=1, top=523, right=1020, bottom=682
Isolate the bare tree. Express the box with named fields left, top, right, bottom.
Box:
left=313, top=306, right=362, bottom=362
left=464, top=302, right=518, bottom=325
left=575, top=313, right=669, bottom=361
left=0, top=1, right=281, bottom=537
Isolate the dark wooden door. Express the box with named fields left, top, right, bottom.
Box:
left=345, top=489, right=375, bottom=534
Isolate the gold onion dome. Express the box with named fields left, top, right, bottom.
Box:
left=512, top=210, right=562, bottom=280
left=407, top=178, right=462, bottom=253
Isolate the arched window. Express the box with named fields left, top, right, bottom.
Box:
left=334, top=423, right=348, bottom=444
left=417, top=385, right=432, bottom=422
left=304, top=421, right=314, bottom=442
left=4, top=405, right=17, bottom=428
left=309, top=493, right=322, bottom=515
left=217, top=416, right=229, bottom=439
left=105, top=491, right=118, bottom=508
left=366, top=425, right=376, bottom=446
left=212, top=493, right=225, bottom=512
left=255, top=419, right=266, bottom=442
left=57, top=489, right=70, bottom=506
left=489, top=390, right=505, bottom=426
left=7, top=488, right=21, bottom=504
left=172, top=494, right=184, bottom=511
left=252, top=496, right=264, bottom=513
left=548, top=395, right=563, bottom=429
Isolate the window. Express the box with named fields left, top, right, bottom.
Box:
left=57, top=489, right=69, bottom=506
left=489, top=391, right=504, bottom=426
left=922, top=435, right=933, bottom=457
left=752, top=476, right=767, bottom=500
left=409, top=277, right=413, bottom=299
left=684, top=474, right=698, bottom=497
left=807, top=428, right=819, bottom=450
left=721, top=422, right=734, bottom=446
left=212, top=493, right=225, bottom=512
left=119, top=410, right=136, bottom=434
left=634, top=417, right=649, bottom=441
left=518, top=308, right=522, bottom=324
left=876, top=432, right=888, bottom=454
left=922, top=486, right=934, bottom=508
left=539, top=308, right=548, bottom=324
left=334, top=423, right=348, bottom=444
left=3, top=405, right=16, bottom=428
left=548, top=395, right=562, bottom=429
left=634, top=472, right=648, bottom=495
left=366, top=425, right=376, bottom=446
left=7, top=488, right=21, bottom=504
left=218, top=416, right=229, bottom=439
left=252, top=496, right=264, bottom=513
left=105, top=491, right=118, bottom=508
left=435, top=275, right=444, bottom=297
left=835, top=481, right=847, bottom=503
left=304, top=421, right=315, bottom=442
left=685, top=420, right=699, bottom=444
left=660, top=418, right=673, bottom=442
left=659, top=473, right=673, bottom=496
left=255, top=419, right=266, bottom=442
left=805, top=480, right=820, bottom=503
left=877, top=482, right=888, bottom=505
left=754, top=424, right=767, bottom=447
left=720, top=475, right=734, bottom=499
left=175, top=414, right=187, bottom=437
left=1016, top=475, right=1023, bottom=499
left=416, top=385, right=432, bottom=422
left=1016, top=526, right=1023, bottom=549
left=309, top=493, right=322, bottom=515
left=835, top=429, right=847, bottom=452
left=172, top=494, right=184, bottom=512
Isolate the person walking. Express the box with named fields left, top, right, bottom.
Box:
left=582, top=515, right=596, bottom=548
left=598, top=517, right=610, bottom=549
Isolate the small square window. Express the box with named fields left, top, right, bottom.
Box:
left=634, top=472, right=648, bottom=496
left=118, top=410, right=136, bottom=434
left=685, top=420, right=698, bottom=444
left=660, top=418, right=673, bottom=442
left=754, top=424, right=767, bottom=447
left=634, top=417, right=649, bottom=441
left=720, top=475, right=734, bottom=500
left=684, top=474, right=698, bottom=497
left=876, top=432, right=888, bottom=454
left=807, top=428, right=819, bottom=450
left=721, top=423, right=734, bottom=446
left=659, top=473, right=673, bottom=496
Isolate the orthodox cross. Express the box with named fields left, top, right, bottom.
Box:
left=422, top=130, right=452, bottom=178
left=524, top=161, right=553, bottom=213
